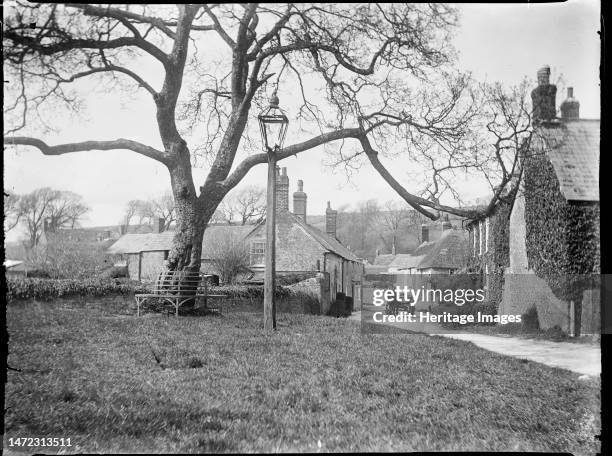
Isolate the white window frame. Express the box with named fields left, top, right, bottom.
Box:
left=250, top=241, right=266, bottom=266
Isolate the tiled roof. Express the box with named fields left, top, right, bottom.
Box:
left=106, top=225, right=253, bottom=257
left=533, top=119, right=599, bottom=201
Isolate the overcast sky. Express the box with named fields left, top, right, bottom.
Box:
left=4, top=1, right=601, bottom=242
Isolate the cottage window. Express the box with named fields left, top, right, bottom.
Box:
left=250, top=241, right=265, bottom=266
left=164, top=251, right=169, bottom=260
left=485, top=218, right=490, bottom=253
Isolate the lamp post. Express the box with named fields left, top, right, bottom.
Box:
left=258, top=89, right=289, bottom=330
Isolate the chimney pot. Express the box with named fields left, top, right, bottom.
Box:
left=325, top=202, right=338, bottom=239
left=537, top=65, right=551, bottom=86
left=155, top=217, right=165, bottom=233
left=293, top=179, right=307, bottom=222
left=560, top=86, right=580, bottom=120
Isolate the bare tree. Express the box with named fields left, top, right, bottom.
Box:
left=205, top=229, right=250, bottom=284
left=16, top=188, right=90, bottom=247
left=217, top=185, right=266, bottom=225
left=4, top=191, right=21, bottom=232
left=123, top=199, right=141, bottom=226
left=46, top=191, right=90, bottom=231
left=4, top=3, right=531, bottom=274
left=134, top=191, right=176, bottom=230
left=377, top=200, right=409, bottom=254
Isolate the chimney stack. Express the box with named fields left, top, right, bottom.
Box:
left=325, top=201, right=338, bottom=239
left=560, top=87, right=580, bottom=120
left=43, top=218, right=50, bottom=233
left=276, top=166, right=289, bottom=212
left=155, top=217, right=165, bottom=233
left=293, top=179, right=307, bottom=222
left=421, top=223, right=429, bottom=243
left=531, top=65, right=557, bottom=122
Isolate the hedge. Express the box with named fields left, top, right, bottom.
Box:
left=6, top=277, right=295, bottom=302
left=6, top=277, right=150, bottom=301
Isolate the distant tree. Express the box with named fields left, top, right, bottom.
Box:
left=217, top=185, right=266, bottom=225
left=17, top=187, right=90, bottom=247
left=376, top=201, right=407, bottom=254
left=134, top=191, right=176, bottom=230
left=123, top=199, right=142, bottom=226
left=45, top=191, right=89, bottom=231
left=4, top=191, right=21, bottom=232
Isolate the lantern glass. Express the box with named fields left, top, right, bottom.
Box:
left=258, top=96, right=289, bottom=151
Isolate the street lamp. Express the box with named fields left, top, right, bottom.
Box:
left=258, top=89, right=289, bottom=330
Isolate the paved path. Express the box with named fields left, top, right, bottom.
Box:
left=350, top=311, right=601, bottom=377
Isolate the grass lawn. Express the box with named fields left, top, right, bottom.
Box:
left=5, top=299, right=601, bottom=453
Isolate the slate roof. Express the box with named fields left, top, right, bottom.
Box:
left=373, top=254, right=396, bottom=266
left=288, top=212, right=361, bottom=262
left=106, top=225, right=253, bottom=257
left=247, top=211, right=362, bottom=263
left=365, top=264, right=392, bottom=275
left=388, top=254, right=425, bottom=269
left=532, top=119, right=599, bottom=201
left=43, top=228, right=114, bottom=243
left=414, top=229, right=469, bottom=270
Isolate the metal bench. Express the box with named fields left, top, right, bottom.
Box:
left=135, top=271, right=227, bottom=317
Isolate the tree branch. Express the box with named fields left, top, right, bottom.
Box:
left=5, top=137, right=173, bottom=166
left=217, top=128, right=362, bottom=190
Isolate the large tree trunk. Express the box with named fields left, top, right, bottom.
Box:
left=165, top=141, right=229, bottom=275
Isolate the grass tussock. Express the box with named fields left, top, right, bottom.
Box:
left=5, top=299, right=601, bottom=454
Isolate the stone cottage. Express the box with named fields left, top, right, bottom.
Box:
left=106, top=223, right=253, bottom=281
left=500, top=65, right=600, bottom=335
left=244, top=167, right=365, bottom=311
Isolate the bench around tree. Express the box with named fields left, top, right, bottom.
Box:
left=135, top=271, right=227, bottom=317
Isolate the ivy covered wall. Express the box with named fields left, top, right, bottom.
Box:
left=523, top=147, right=600, bottom=334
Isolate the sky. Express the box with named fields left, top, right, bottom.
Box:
left=4, top=1, right=601, bottom=242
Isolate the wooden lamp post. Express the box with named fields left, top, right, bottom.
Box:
left=258, top=89, right=288, bottom=330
